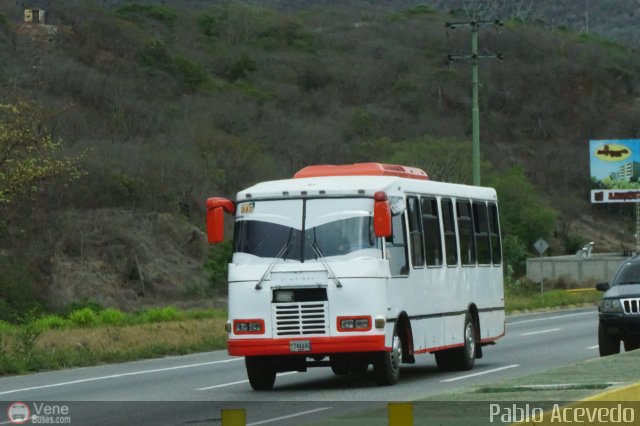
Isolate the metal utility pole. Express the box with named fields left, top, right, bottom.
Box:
left=446, top=19, right=502, bottom=186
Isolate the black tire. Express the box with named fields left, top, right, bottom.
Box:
left=438, top=312, right=476, bottom=372
left=245, top=356, right=276, bottom=390
left=598, top=323, right=620, bottom=356
left=435, top=349, right=455, bottom=371
left=349, top=360, right=369, bottom=376
left=330, top=356, right=350, bottom=376
left=374, top=327, right=402, bottom=385
left=623, top=337, right=640, bottom=352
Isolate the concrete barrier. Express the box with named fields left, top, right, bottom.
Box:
left=526, top=253, right=629, bottom=286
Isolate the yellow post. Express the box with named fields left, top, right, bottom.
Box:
left=221, top=408, right=246, bottom=426
left=388, top=402, right=413, bottom=426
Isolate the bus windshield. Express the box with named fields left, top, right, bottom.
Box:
left=232, top=198, right=382, bottom=263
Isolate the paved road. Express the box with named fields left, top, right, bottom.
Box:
left=0, top=307, right=601, bottom=425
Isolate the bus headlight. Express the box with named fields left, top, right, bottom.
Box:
left=338, top=316, right=371, bottom=332
left=274, top=290, right=295, bottom=303
left=599, top=299, right=623, bottom=313
left=233, top=319, right=265, bottom=334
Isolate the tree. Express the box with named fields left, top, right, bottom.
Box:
left=0, top=101, right=85, bottom=208
left=485, top=165, right=557, bottom=250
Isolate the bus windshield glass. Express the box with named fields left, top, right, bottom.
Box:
left=232, top=198, right=381, bottom=263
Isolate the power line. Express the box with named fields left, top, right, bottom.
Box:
left=445, top=18, right=503, bottom=186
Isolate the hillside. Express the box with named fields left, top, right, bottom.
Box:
left=0, top=1, right=639, bottom=316
left=428, top=0, right=640, bottom=48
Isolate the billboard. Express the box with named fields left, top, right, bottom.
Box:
left=590, top=139, right=640, bottom=203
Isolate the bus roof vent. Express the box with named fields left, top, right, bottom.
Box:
left=293, top=163, right=428, bottom=180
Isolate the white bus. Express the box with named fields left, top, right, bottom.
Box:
left=206, top=163, right=504, bottom=390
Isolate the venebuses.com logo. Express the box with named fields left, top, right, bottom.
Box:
left=6, top=402, right=30, bottom=425
left=6, top=402, right=72, bottom=424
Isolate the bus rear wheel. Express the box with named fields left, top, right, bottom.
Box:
left=436, top=312, right=476, bottom=371
left=245, top=356, right=276, bottom=390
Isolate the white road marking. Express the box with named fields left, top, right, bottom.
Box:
left=247, top=407, right=331, bottom=426
left=440, top=364, right=519, bottom=382
left=0, top=358, right=242, bottom=396
left=586, top=345, right=599, bottom=350
left=520, top=328, right=561, bottom=336
left=197, top=379, right=250, bottom=390
left=507, top=311, right=594, bottom=325
left=196, top=371, right=298, bottom=390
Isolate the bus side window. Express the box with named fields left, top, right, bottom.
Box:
left=473, top=201, right=491, bottom=265
left=456, top=199, right=476, bottom=266
left=441, top=198, right=458, bottom=267
left=421, top=196, right=443, bottom=267
left=386, top=212, right=409, bottom=276
left=488, top=203, right=502, bottom=265
left=407, top=196, right=425, bottom=268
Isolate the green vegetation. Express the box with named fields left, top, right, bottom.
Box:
left=0, top=102, right=85, bottom=206
left=0, top=306, right=227, bottom=375
left=504, top=274, right=602, bottom=313
left=506, top=289, right=601, bottom=313
left=116, top=3, right=178, bottom=28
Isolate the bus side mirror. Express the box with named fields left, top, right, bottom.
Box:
left=373, top=192, right=392, bottom=238
left=206, top=197, right=235, bottom=243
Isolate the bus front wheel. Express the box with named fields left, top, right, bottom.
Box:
left=374, top=328, right=402, bottom=385
left=245, top=356, right=276, bottom=390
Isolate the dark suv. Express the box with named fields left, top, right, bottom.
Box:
left=596, top=256, right=640, bottom=356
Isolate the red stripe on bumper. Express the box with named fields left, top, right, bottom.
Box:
left=228, top=335, right=385, bottom=356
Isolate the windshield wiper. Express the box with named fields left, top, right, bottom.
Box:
left=312, top=242, right=342, bottom=288
left=255, top=241, right=291, bottom=290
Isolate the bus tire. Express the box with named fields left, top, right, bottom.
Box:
left=598, top=323, right=620, bottom=356
left=374, top=328, right=402, bottom=385
left=435, top=349, right=454, bottom=371
left=350, top=360, right=369, bottom=375
left=330, top=356, right=350, bottom=376
left=450, top=312, right=476, bottom=371
left=245, top=356, right=276, bottom=390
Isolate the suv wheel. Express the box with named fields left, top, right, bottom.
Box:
left=623, top=337, right=640, bottom=352
left=598, top=323, right=620, bottom=356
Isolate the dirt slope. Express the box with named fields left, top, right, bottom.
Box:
left=46, top=209, right=214, bottom=311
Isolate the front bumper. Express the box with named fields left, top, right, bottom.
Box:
left=599, top=313, right=640, bottom=337
left=228, top=334, right=386, bottom=356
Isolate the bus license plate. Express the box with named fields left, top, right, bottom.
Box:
left=290, top=340, right=311, bottom=352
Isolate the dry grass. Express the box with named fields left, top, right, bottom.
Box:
left=1, top=318, right=228, bottom=374
left=38, top=317, right=227, bottom=353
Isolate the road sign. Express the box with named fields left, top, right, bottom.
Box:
left=534, top=238, right=548, bottom=256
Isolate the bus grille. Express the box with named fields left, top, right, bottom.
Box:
left=622, top=298, right=640, bottom=315
left=273, top=302, right=329, bottom=336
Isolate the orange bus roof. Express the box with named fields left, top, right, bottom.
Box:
left=293, top=163, right=428, bottom=180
